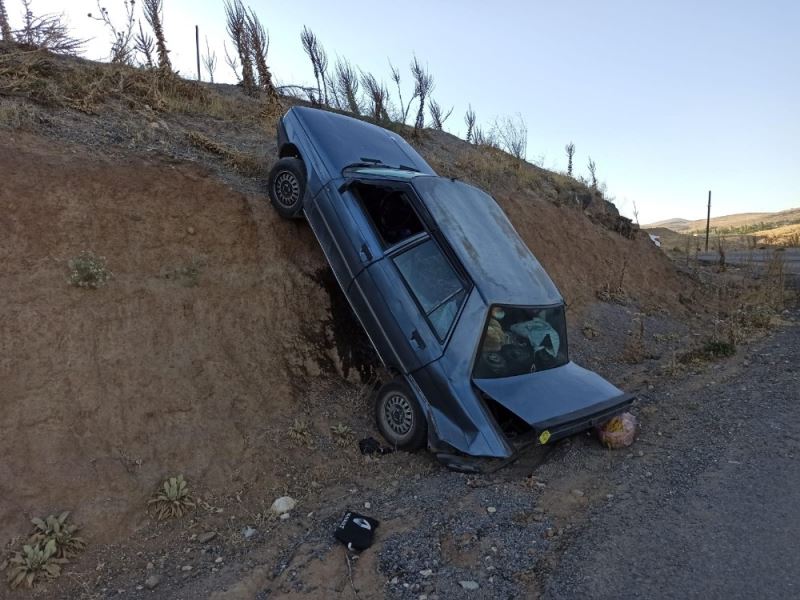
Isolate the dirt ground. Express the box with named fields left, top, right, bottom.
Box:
left=0, top=59, right=789, bottom=598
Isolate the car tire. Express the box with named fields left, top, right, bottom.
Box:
left=267, top=157, right=306, bottom=219
left=375, top=379, right=427, bottom=451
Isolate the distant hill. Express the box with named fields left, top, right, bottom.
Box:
left=645, top=207, right=800, bottom=234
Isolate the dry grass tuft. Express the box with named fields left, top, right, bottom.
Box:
left=186, top=130, right=262, bottom=176
left=0, top=46, right=209, bottom=113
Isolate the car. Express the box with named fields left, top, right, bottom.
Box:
left=267, top=106, right=633, bottom=470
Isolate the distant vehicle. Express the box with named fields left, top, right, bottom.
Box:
left=267, top=106, right=633, bottom=470
left=649, top=234, right=662, bottom=247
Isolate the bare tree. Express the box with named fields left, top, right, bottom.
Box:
left=464, top=105, right=476, bottom=143
left=565, top=142, right=575, bottom=176
left=224, top=0, right=255, bottom=95
left=202, top=36, right=217, bottom=82
left=142, top=0, right=170, bottom=71
left=360, top=71, right=389, bottom=122
left=632, top=200, right=640, bottom=226
left=495, top=114, right=528, bottom=160
left=223, top=40, right=239, bottom=81
left=587, top=157, right=598, bottom=188
left=133, top=20, right=154, bottom=67
left=428, top=98, right=453, bottom=130
left=334, top=57, right=360, bottom=114
left=410, top=56, right=434, bottom=132
left=300, top=26, right=329, bottom=105
left=0, top=0, right=12, bottom=41
left=245, top=8, right=277, bottom=100
left=389, top=60, right=416, bottom=124
left=13, top=0, right=84, bottom=54
left=89, top=0, right=136, bottom=64
left=473, top=126, right=498, bottom=148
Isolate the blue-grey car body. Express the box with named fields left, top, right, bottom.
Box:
left=276, top=106, right=632, bottom=459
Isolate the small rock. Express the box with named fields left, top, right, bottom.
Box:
left=189, top=533, right=197, bottom=541
left=571, top=489, right=584, bottom=497
left=271, top=496, right=297, bottom=515
left=187, top=226, right=196, bottom=235
left=419, top=569, right=433, bottom=577
left=198, top=532, right=217, bottom=544
left=280, top=513, right=290, bottom=521
left=146, top=562, right=154, bottom=570
left=242, top=526, right=257, bottom=539
left=214, top=557, right=223, bottom=564
left=637, top=450, right=644, bottom=457
left=364, top=502, right=371, bottom=509
left=144, top=574, right=161, bottom=589
left=307, top=512, right=314, bottom=518
left=459, top=580, right=480, bottom=590
left=181, top=565, right=193, bottom=572
left=486, top=506, right=497, bottom=514
left=544, top=528, right=555, bottom=538
left=390, top=576, right=399, bottom=584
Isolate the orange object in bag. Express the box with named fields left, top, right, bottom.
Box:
left=596, top=412, right=637, bottom=449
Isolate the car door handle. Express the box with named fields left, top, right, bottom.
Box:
left=360, top=243, right=373, bottom=262
left=410, top=329, right=426, bottom=350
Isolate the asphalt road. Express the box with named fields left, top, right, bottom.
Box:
left=542, top=315, right=800, bottom=599
left=697, top=248, right=800, bottom=284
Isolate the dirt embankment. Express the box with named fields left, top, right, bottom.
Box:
left=0, top=134, right=357, bottom=547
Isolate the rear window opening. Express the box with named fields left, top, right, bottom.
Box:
left=352, top=182, right=424, bottom=247
left=473, top=305, right=569, bottom=379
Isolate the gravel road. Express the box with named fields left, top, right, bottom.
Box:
left=541, top=311, right=800, bottom=599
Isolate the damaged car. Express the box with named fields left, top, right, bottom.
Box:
left=267, top=106, right=633, bottom=469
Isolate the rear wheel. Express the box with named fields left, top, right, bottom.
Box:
left=267, top=157, right=306, bottom=219
left=375, top=379, right=427, bottom=451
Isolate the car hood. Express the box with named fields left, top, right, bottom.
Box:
left=473, top=361, right=629, bottom=430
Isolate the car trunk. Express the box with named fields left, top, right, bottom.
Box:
left=473, top=361, right=633, bottom=439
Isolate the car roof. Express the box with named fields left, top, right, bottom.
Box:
left=289, top=106, right=435, bottom=176
left=411, top=177, right=563, bottom=307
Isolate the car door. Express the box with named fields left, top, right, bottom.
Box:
left=360, top=236, right=467, bottom=374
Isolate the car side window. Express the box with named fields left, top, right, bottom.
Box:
left=351, top=182, right=425, bottom=248
left=393, top=239, right=466, bottom=340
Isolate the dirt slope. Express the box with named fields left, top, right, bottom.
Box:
left=0, top=134, right=351, bottom=548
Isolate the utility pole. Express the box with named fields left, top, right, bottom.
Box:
left=704, top=190, right=712, bottom=252
left=195, top=25, right=201, bottom=81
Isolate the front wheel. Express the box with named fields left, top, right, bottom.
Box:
left=375, top=380, right=427, bottom=451
left=267, top=157, right=306, bottom=219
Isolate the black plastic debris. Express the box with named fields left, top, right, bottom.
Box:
left=334, top=511, right=379, bottom=551
left=358, top=437, right=394, bottom=455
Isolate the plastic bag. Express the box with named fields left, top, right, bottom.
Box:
left=596, top=412, right=637, bottom=449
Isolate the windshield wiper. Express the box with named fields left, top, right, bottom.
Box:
left=345, top=158, right=419, bottom=172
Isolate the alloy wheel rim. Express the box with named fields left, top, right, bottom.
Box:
left=274, top=171, right=300, bottom=207
left=384, top=393, right=413, bottom=437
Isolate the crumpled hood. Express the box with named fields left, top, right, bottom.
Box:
left=473, top=361, right=630, bottom=430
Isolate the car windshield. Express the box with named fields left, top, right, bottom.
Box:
left=473, top=305, right=569, bottom=379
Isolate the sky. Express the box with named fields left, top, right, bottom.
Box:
left=7, top=0, right=799, bottom=223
